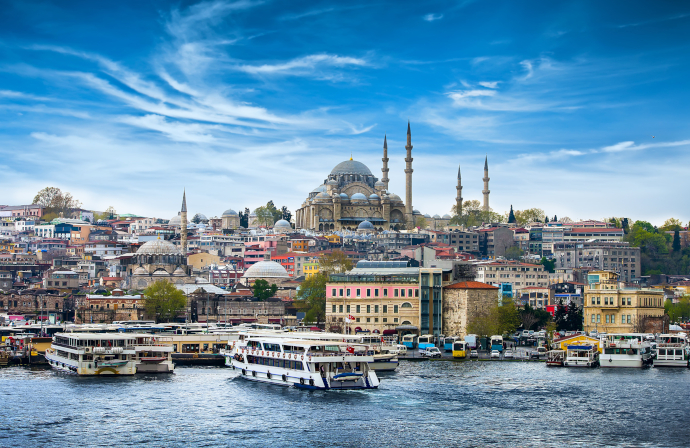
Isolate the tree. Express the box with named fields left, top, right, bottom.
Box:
left=415, top=216, right=428, bottom=229
left=33, top=187, right=82, bottom=217
left=554, top=299, right=583, bottom=331
left=253, top=206, right=275, bottom=227
left=673, top=230, right=681, bottom=252
left=512, top=208, right=545, bottom=226
left=267, top=201, right=282, bottom=223
left=497, top=301, right=521, bottom=334
left=319, top=250, right=354, bottom=275
left=553, top=215, right=558, bottom=222
left=467, top=304, right=501, bottom=337
left=253, top=279, right=278, bottom=301
left=295, top=273, right=327, bottom=324
left=143, top=280, right=187, bottom=323
left=505, top=246, right=524, bottom=260
left=281, top=206, right=292, bottom=223
left=239, top=208, right=249, bottom=228
left=191, top=214, right=201, bottom=224
left=507, top=205, right=516, bottom=224
left=520, top=312, right=538, bottom=331
left=449, top=199, right=505, bottom=227
left=538, top=256, right=556, bottom=273
left=660, top=218, right=683, bottom=232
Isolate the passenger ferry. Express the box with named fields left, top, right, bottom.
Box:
left=132, top=334, right=175, bottom=373
left=600, top=334, right=653, bottom=368
left=417, top=334, right=434, bottom=350
left=452, top=341, right=469, bottom=358
left=443, top=336, right=459, bottom=352
left=563, top=345, right=599, bottom=368
left=490, top=335, right=504, bottom=352
left=226, top=336, right=379, bottom=390
left=45, top=333, right=137, bottom=375
left=655, top=334, right=689, bottom=367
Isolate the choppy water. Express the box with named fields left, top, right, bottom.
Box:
left=2, top=361, right=689, bottom=447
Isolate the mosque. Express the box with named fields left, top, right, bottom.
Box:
left=294, top=123, right=491, bottom=232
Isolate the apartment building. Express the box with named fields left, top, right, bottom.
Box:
left=553, top=241, right=640, bottom=283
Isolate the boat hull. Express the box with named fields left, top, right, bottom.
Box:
left=45, top=351, right=136, bottom=375
left=600, top=356, right=650, bottom=368
left=653, top=359, right=688, bottom=367
left=136, top=361, right=175, bottom=373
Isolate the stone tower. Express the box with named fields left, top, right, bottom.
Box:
left=381, top=134, right=390, bottom=190
left=482, top=156, right=490, bottom=211
left=404, top=122, right=414, bottom=229
left=180, top=190, right=188, bottom=255
left=456, top=164, right=463, bottom=215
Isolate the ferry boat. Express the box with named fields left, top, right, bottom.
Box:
left=655, top=334, right=689, bottom=367
left=132, top=334, right=174, bottom=373
left=45, top=333, right=137, bottom=375
left=563, top=345, right=599, bottom=368
left=546, top=350, right=565, bottom=367
left=600, top=334, right=653, bottom=368
left=226, top=336, right=379, bottom=390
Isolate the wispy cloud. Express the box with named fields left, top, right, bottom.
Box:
left=617, top=13, right=690, bottom=29
left=478, top=81, right=499, bottom=89
left=235, top=54, right=369, bottom=76
left=423, top=13, right=443, bottom=22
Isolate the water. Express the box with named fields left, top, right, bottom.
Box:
left=2, top=361, right=689, bottom=447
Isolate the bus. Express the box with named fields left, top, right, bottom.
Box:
left=443, top=336, right=459, bottom=352
left=417, top=334, right=435, bottom=350
left=490, top=335, right=504, bottom=352
left=452, top=341, right=469, bottom=358
left=401, top=334, right=418, bottom=349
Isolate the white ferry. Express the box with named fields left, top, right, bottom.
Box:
left=45, top=333, right=137, bottom=375
left=226, top=336, right=379, bottom=390
left=563, top=345, right=599, bottom=368
left=655, top=334, right=689, bottom=367
left=600, top=334, right=653, bottom=368
left=132, top=334, right=175, bottom=373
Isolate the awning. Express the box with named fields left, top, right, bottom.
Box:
left=268, top=319, right=281, bottom=323
left=382, top=329, right=397, bottom=335
left=395, top=325, right=419, bottom=331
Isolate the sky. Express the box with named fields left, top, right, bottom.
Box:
left=1, top=0, right=689, bottom=225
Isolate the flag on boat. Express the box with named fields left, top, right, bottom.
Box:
left=346, top=346, right=355, bottom=354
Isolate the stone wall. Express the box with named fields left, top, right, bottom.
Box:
left=442, top=288, right=497, bottom=337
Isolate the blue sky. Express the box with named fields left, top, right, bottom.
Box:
left=1, top=0, right=689, bottom=225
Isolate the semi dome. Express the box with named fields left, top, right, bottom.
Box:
left=132, top=266, right=148, bottom=275
left=326, top=179, right=338, bottom=186
left=339, top=193, right=349, bottom=200
left=243, top=260, right=290, bottom=279
left=137, top=239, right=181, bottom=255
left=169, top=214, right=181, bottom=226
left=315, top=192, right=330, bottom=199
left=388, top=193, right=403, bottom=202
left=222, top=209, right=238, bottom=217
left=413, top=209, right=421, bottom=215
left=369, top=194, right=380, bottom=200
left=273, top=219, right=292, bottom=232
left=330, top=160, right=373, bottom=176
left=311, top=185, right=327, bottom=194
left=350, top=192, right=368, bottom=201
left=173, top=266, right=187, bottom=276
left=374, top=180, right=385, bottom=188
left=358, top=220, right=375, bottom=230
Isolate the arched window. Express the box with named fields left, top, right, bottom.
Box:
left=401, top=320, right=412, bottom=325
left=401, top=302, right=412, bottom=308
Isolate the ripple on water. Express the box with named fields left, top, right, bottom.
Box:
left=1, top=362, right=690, bottom=447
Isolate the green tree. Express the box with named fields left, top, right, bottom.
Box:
left=295, top=273, right=327, bottom=324
left=239, top=207, right=250, bottom=228
left=450, top=199, right=505, bottom=227
left=512, top=208, right=545, bottom=226
left=673, top=230, right=681, bottom=252
left=507, top=205, right=516, bottom=224
left=33, top=187, right=82, bottom=217
left=497, top=301, right=520, bottom=334
left=505, top=246, right=524, bottom=260
left=281, top=206, right=292, bottom=222
left=467, top=304, right=501, bottom=337
left=660, top=218, right=683, bottom=232
left=538, top=257, right=555, bottom=273
left=253, top=206, right=275, bottom=227
left=415, top=216, right=428, bottom=229
left=665, top=296, right=690, bottom=323
left=253, top=279, right=278, bottom=300
left=143, top=280, right=187, bottom=323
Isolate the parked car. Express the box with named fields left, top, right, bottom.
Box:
left=490, top=350, right=500, bottom=359
left=504, top=350, right=514, bottom=359
left=530, top=347, right=547, bottom=359
left=420, top=347, right=442, bottom=358
left=470, top=350, right=478, bottom=359
left=395, top=344, right=408, bottom=355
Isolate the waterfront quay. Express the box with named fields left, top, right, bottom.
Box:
left=3, top=361, right=690, bottom=448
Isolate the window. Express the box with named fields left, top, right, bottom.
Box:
left=591, top=314, right=595, bottom=323
left=367, top=305, right=371, bottom=313
left=339, top=289, right=344, bottom=297
left=339, top=305, right=343, bottom=313
left=627, top=315, right=631, bottom=324
left=415, top=289, right=419, bottom=297
left=356, top=305, right=360, bottom=313
left=331, top=289, right=336, bottom=297
left=332, top=305, right=336, bottom=313
left=401, top=302, right=412, bottom=308
left=383, top=305, right=387, bottom=313
left=394, top=318, right=398, bottom=323
left=394, top=305, right=398, bottom=313
left=383, top=289, right=388, bottom=297
left=596, top=297, right=600, bottom=305
left=366, top=317, right=371, bottom=323
left=611, top=315, right=615, bottom=324
left=356, top=289, right=361, bottom=297
left=374, top=305, right=379, bottom=313
left=597, top=314, right=601, bottom=323
left=400, top=289, right=404, bottom=297
left=374, top=318, right=378, bottom=323
left=591, top=298, right=595, bottom=305
left=383, top=318, right=387, bottom=323
left=346, top=305, right=350, bottom=313
left=346, top=289, right=351, bottom=297
left=374, top=289, right=379, bottom=297
left=604, top=297, right=608, bottom=305
left=356, top=318, right=360, bottom=322
left=367, top=289, right=371, bottom=297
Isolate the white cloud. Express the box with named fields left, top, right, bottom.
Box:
left=601, top=141, right=635, bottom=153
left=423, top=13, right=443, bottom=22
left=236, top=54, right=369, bottom=76
left=478, top=81, right=499, bottom=89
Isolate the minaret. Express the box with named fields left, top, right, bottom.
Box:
left=456, top=164, right=463, bottom=215
left=381, top=135, right=390, bottom=190
left=482, top=156, right=490, bottom=211
left=404, top=121, right=414, bottom=229
left=180, top=190, right=188, bottom=255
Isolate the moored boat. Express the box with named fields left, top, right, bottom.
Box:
left=133, top=334, right=175, bottom=373
left=600, top=334, right=653, bottom=368
left=563, top=345, right=599, bottom=368
left=546, top=350, right=565, bottom=367
left=655, top=334, right=689, bottom=367
left=45, top=333, right=137, bottom=375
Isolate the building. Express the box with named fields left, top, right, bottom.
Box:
left=425, top=230, right=479, bottom=253
left=477, top=226, right=515, bottom=258
left=442, top=281, right=500, bottom=337
left=187, top=252, right=222, bottom=271
left=326, top=260, right=443, bottom=336
left=0, top=270, right=12, bottom=291
left=81, top=293, right=145, bottom=323
left=296, top=127, right=414, bottom=232
left=553, top=241, right=640, bottom=283
left=221, top=209, right=240, bottom=230
left=474, top=260, right=548, bottom=296
left=43, top=269, right=80, bottom=290
left=125, top=239, right=193, bottom=289
left=0, top=204, right=44, bottom=218
left=583, top=271, right=667, bottom=334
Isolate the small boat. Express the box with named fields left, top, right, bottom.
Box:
left=45, top=333, right=137, bottom=375
left=654, top=334, right=689, bottom=367
left=133, top=335, right=174, bottom=373
left=546, top=350, right=565, bottom=367
left=563, top=345, right=599, bottom=368
left=600, top=334, right=653, bottom=368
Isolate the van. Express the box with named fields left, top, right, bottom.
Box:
left=395, top=344, right=408, bottom=355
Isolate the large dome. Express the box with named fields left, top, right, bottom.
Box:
left=243, top=260, right=290, bottom=279
left=358, top=220, right=375, bottom=230
left=222, top=209, right=238, bottom=217
left=169, top=214, right=181, bottom=226
left=137, top=239, right=181, bottom=255
left=330, top=160, right=372, bottom=176
left=273, top=219, right=292, bottom=232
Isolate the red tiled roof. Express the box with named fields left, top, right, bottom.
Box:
left=445, top=281, right=499, bottom=290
